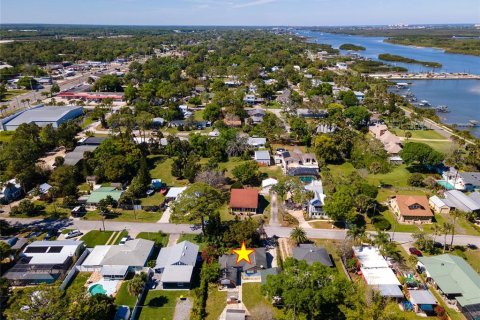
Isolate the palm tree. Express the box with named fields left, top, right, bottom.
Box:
left=127, top=272, right=147, bottom=297
left=431, top=224, right=441, bottom=247
left=442, top=222, right=453, bottom=253
left=290, top=227, right=307, bottom=246
left=450, top=210, right=465, bottom=249
left=347, top=225, right=366, bottom=246
left=372, top=230, right=390, bottom=253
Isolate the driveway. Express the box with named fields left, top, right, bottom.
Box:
left=269, top=193, right=281, bottom=227
left=173, top=298, right=192, bottom=320
left=158, top=207, right=172, bottom=223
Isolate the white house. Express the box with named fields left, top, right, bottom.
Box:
left=305, top=180, right=327, bottom=219
left=254, top=150, right=271, bottom=166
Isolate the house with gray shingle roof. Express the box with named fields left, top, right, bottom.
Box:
left=292, top=244, right=333, bottom=267
left=218, top=248, right=268, bottom=287
left=155, top=241, right=199, bottom=289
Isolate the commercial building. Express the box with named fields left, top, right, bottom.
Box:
left=1, top=105, right=83, bottom=131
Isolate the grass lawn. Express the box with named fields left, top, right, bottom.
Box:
left=309, top=220, right=335, bottom=229
left=326, top=162, right=357, bottom=177
left=313, top=239, right=349, bottom=279
left=139, top=290, right=189, bottom=320
left=80, top=230, right=115, bottom=247
left=65, top=272, right=91, bottom=296
left=84, top=209, right=161, bottom=223
left=394, top=129, right=446, bottom=140
left=177, top=234, right=206, bottom=250
left=115, top=281, right=137, bottom=307
left=364, top=164, right=412, bottom=188
left=259, top=165, right=284, bottom=180
left=205, top=284, right=227, bottom=320
left=140, top=192, right=165, bottom=206
left=242, top=283, right=283, bottom=318
left=194, top=109, right=204, bottom=121
left=218, top=157, right=249, bottom=179
left=137, top=231, right=169, bottom=247
left=219, top=204, right=235, bottom=221
left=3, top=89, right=28, bottom=101
left=149, top=155, right=188, bottom=186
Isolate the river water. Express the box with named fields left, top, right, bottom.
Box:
left=299, top=30, right=480, bottom=137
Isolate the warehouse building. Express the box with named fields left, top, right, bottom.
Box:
left=1, top=105, right=83, bottom=131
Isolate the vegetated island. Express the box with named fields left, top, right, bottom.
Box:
left=378, top=53, right=442, bottom=68
left=339, top=43, right=366, bottom=51
left=350, top=60, right=407, bottom=74
left=384, top=37, right=480, bottom=57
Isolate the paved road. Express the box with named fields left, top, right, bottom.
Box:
left=5, top=217, right=480, bottom=247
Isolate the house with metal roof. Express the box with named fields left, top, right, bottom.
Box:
left=154, top=240, right=199, bottom=289
left=417, top=254, right=480, bottom=320
left=2, top=105, right=83, bottom=131
left=429, top=195, right=452, bottom=215
left=63, top=145, right=98, bottom=166
left=4, top=240, right=84, bottom=286
left=444, top=190, right=480, bottom=214
left=254, top=150, right=271, bottom=166
left=86, top=187, right=124, bottom=206
left=353, top=246, right=403, bottom=299
left=247, top=137, right=267, bottom=149
left=305, top=180, right=327, bottom=218
left=292, top=244, right=333, bottom=267
left=81, top=239, right=154, bottom=278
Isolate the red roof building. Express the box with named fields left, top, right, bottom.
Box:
left=229, top=189, right=259, bottom=215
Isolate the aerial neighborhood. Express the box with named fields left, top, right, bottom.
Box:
left=1, top=21, right=480, bottom=320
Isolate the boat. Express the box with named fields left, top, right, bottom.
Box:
left=435, top=105, right=449, bottom=113
left=396, top=82, right=409, bottom=89
left=419, top=100, right=431, bottom=107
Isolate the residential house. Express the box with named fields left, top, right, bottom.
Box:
left=292, top=244, right=333, bottom=267
left=247, top=108, right=266, bottom=124
left=86, top=187, right=124, bottom=207
left=369, top=124, right=403, bottom=158
left=4, top=240, right=84, bottom=286
left=353, top=246, right=403, bottom=299
left=254, top=150, right=271, bottom=166
left=297, top=108, right=327, bottom=119
left=247, top=137, right=267, bottom=149
left=223, top=116, right=242, bottom=127
left=0, top=179, right=23, bottom=204
left=79, top=136, right=108, bottom=146
left=304, top=180, right=327, bottom=218
left=244, top=95, right=265, bottom=105
left=81, top=239, right=154, bottom=278
left=154, top=241, right=199, bottom=289
left=165, top=187, right=187, bottom=202
left=288, top=167, right=320, bottom=183
left=429, top=195, right=452, bottom=215
left=276, top=149, right=318, bottom=178
left=389, top=195, right=434, bottom=224
left=316, top=123, right=337, bottom=134
left=219, top=248, right=268, bottom=287
left=407, top=289, right=437, bottom=315
left=336, top=62, right=348, bottom=70
left=229, top=189, right=259, bottom=215
left=354, top=91, right=365, bottom=103
left=442, top=169, right=480, bottom=191
left=417, top=254, right=480, bottom=320
left=261, top=178, right=278, bottom=192
left=444, top=190, right=480, bottom=214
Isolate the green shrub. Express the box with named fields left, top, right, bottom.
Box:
left=371, top=216, right=391, bottom=230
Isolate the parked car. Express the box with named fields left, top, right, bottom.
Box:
left=119, top=236, right=131, bottom=245
left=409, top=247, right=423, bottom=257
left=65, top=230, right=83, bottom=239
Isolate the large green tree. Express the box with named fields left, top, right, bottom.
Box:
left=400, top=142, right=444, bottom=166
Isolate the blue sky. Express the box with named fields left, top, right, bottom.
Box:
left=1, top=0, right=479, bottom=26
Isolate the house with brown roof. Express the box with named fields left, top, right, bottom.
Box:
left=369, top=124, right=403, bottom=157
left=229, top=189, right=259, bottom=215
left=389, top=195, right=434, bottom=224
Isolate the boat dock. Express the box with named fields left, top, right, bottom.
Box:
left=371, top=72, right=480, bottom=80
left=452, top=120, right=479, bottom=128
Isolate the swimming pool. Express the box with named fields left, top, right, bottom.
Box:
left=437, top=180, right=454, bottom=190
left=89, top=284, right=107, bottom=295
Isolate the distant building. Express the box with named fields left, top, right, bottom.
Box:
left=1, top=105, right=83, bottom=131
left=0, top=179, right=23, bottom=204
left=389, top=195, right=434, bottom=224
left=369, top=124, right=403, bottom=157
left=4, top=240, right=84, bottom=286
left=63, top=145, right=98, bottom=166
left=58, top=91, right=124, bottom=102
left=229, top=189, right=259, bottom=215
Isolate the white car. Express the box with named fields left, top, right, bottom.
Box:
left=65, top=230, right=83, bottom=239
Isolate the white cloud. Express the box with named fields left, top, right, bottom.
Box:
left=233, top=0, right=277, bottom=9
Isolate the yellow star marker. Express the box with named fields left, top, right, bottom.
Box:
left=233, top=241, right=255, bottom=265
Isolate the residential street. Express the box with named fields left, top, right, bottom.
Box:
left=5, top=217, right=480, bottom=247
